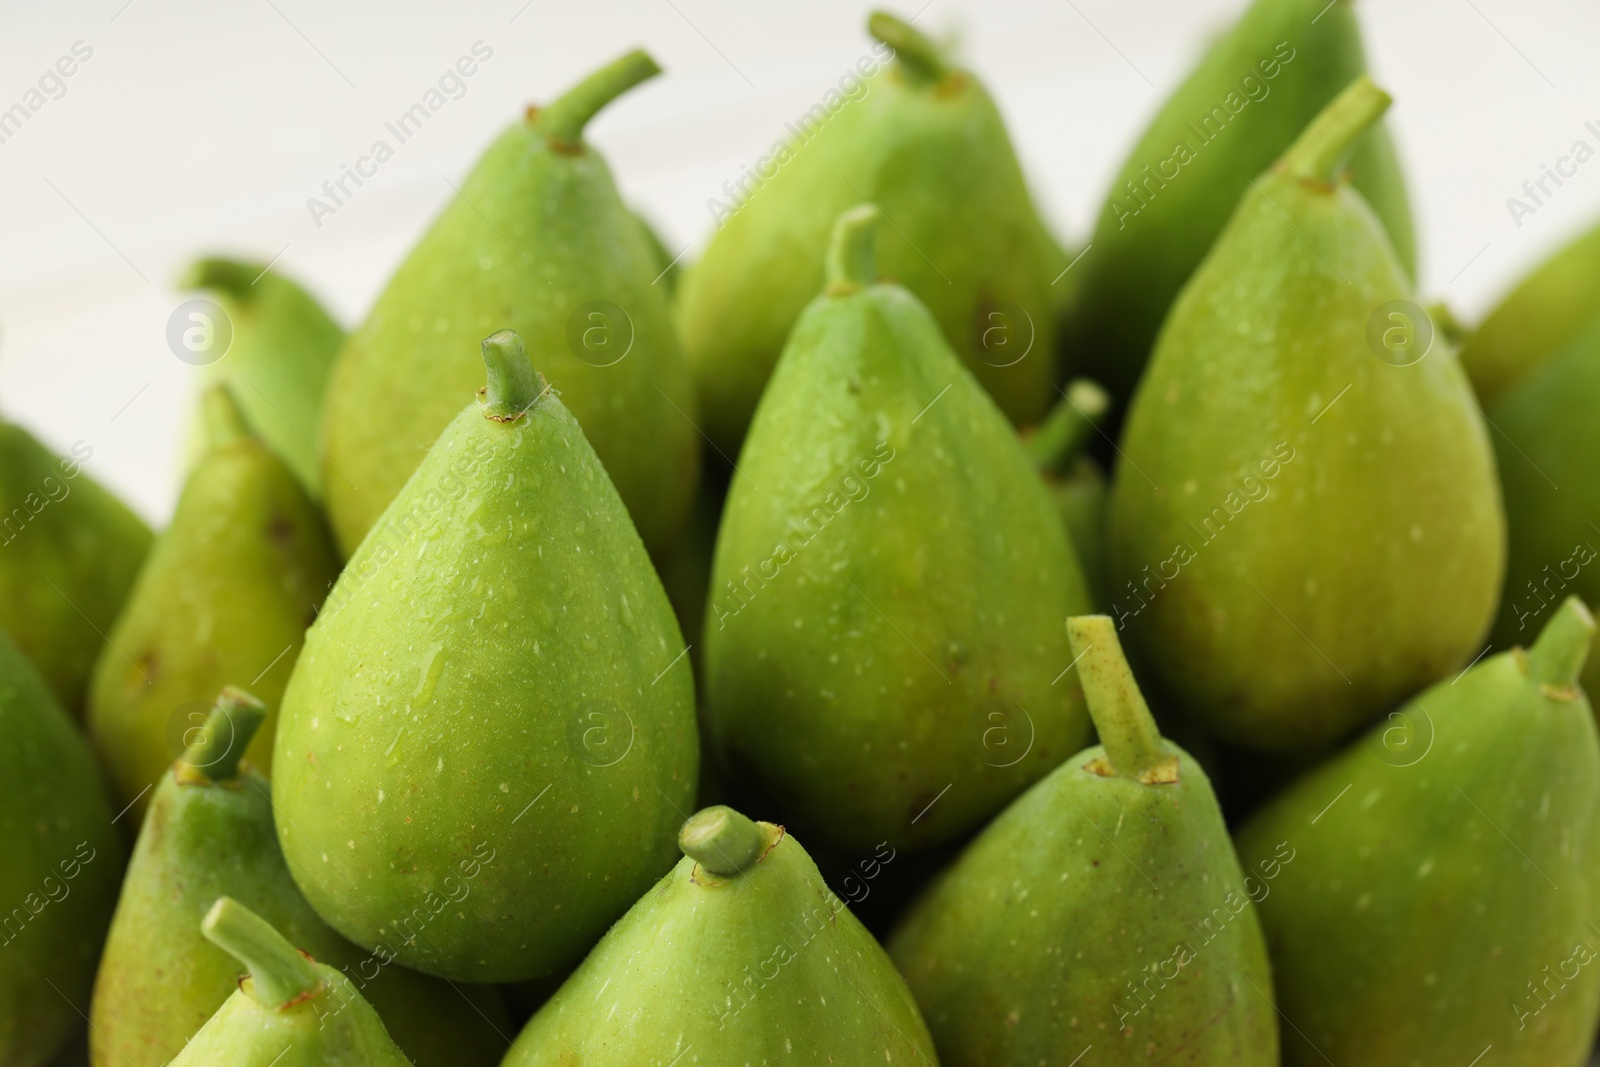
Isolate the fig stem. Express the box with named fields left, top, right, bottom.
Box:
left=202, top=897, right=323, bottom=1009
left=825, top=205, right=880, bottom=292
left=202, top=385, right=252, bottom=452
left=1067, top=615, right=1171, bottom=781
left=535, top=49, right=661, bottom=148
left=180, top=688, right=267, bottom=783
left=1527, top=596, right=1596, bottom=689
left=1026, top=380, right=1111, bottom=477
left=1280, top=74, right=1392, bottom=184
left=480, top=331, right=541, bottom=421
left=680, top=806, right=765, bottom=876
left=181, top=257, right=263, bottom=302
left=869, top=11, right=950, bottom=84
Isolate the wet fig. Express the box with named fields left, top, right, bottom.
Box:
left=0, top=422, right=151, bottom=716
left=87, top=386, right=339, bottom=820
left=1484, top=316, right=1600, bottom=696
left=90, top=689, right=508, bottom=1067
left=501, top=805, right=938, bottom=1065
left=321, top=49, right=697, bottom=560
left=181, top=256, right=345, bottom=498
left=703, top=206, right=1090, bottom=854
left=1460, top=218, right=1600, bottom=407
left=169, top=897, right=412, bottom=1066
left=1236, top=597, right=1600, bottom=1065
left=1108, top=77, right=1503, bottom=751
left=1069, top=0, right=1414, bottom=413
left=1025, top=379, right=1112, bottom=610
left=275, top=330, right=698, bottom=983
left=890, top=616, right=1276, bottom=1066
left=677, top=10, right=1061, bottom=451
left=0, top=628, right=125, bottom=1067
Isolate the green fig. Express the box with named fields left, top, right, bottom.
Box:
left=1484, top=315, right=1600, bottom=696
left=1025, top=379, right=1112, bottom=610
left=1068, top=0, right=1414, bottom=413
left=1108, top=77, right=1503, bottom=751
left=87, top=386, right=339, bottom=820
left=890, top=616, right=1276, bottom=1065
left=501, top=805, right=938, bottom=1064
left=677, top=11, right=1062, bottom=451
left=321, top=50, right=698, bottom=560
left=0, top=423, right=151, bottom=717
left=0, top=628, right=125, bottom=1067
left=182, top=256, right=345, bottom=498
left=630, top=207, right=683, bottom=297
left=168, top=898, right=412, bottom=1066
left=703, top=206, right=1091, bottom=853
left=1236, top=596, right=1600, bottom=1065
left=275, top=331, right=698, bottom=982
left=90, top=688, right=508, bottom=1067
left=1461, top=218, right=1600, bottom=406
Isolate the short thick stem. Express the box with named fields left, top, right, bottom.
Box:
left=180, top=688, right=267, bottom=783
left=1026, top=380, right=1110, bottom=477
left=1527, top=596, right=1596, bottom=689
left=535, top=50, right=661, bottom=148
left=868, top=12, right=950, bottom=84
left=825, top=205, right=880, bottom=292
left=1280, top=74, right=1391, bottom=184
left=202, top=897, right=323, bottom=1008
left=202, top=385, right=252, bottom=451
left=480, top=331, right=542, bottom=421
left=1067, top=615, right=1174, bottom=782
left=181, top=257, right=262, bottom=303
left=680, top=806, right=765, bottom=876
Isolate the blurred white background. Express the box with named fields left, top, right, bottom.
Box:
left=1, top=0, right=1596, bottom=523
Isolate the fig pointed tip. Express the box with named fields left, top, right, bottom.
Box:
left=825, top=204, right=880, bottom=292
left=680, top=805, right=765, bottom=876
left=1527, top=596, right=1596, bottom=689
left=480, top=330, right=543, bottom=421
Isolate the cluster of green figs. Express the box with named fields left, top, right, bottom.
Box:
left=7, top=1, right=1600, bottom=1065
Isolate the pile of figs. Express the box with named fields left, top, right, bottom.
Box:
left=7, top=3, right=1600, bottom=1065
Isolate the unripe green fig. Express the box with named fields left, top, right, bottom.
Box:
left=1460, top=218, right=1600, bottom=406
left=91, top=689, right=508, bottom=1067
left=1068, top=0, right=1413, bottom=414
left=629, top=207, right=683, bottom=297
left=88, top=386, right=339, bottom=821
left=169, top=898, right=412, bottom=1066
left=1024, top=379, right=1112, bottom=610
left=1109, top=77, right=1504, bottom=751
left=182, top=256, right=345, bottom=498
left=276, top=330, right=698, bottom=983
left=677, top=10, right=1062, bottom=451
left=890, top=616, right=1276, bottom=1066
left=0, top=423, right=151, bottom=718
left=321, top=50, right=698, bottom=560
left=1236, top=597, right=1600, bottom=1066
left=501, top=805, right=938, bottom=1065
left=703, top=206, right=1091, bottom=854
left=1484, top=316, right=1600, bottom=696
left=0, top=628, right=125, bottom=1067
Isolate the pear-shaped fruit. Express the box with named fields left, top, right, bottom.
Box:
left=276, top=331, right=698, bottom=983
left=182, top=256, right=345, bottom=498
left=703, top=206, right=1091, bottom=854
left=321, top=50, right=697, bottom=560
left=91, top=688, right=508, bottom=1067
left=1236, top=597, right=1600, bottom=1065
left=1108, top=77, right=1503, bottom=751
left=169, top=898, right=412, bottom=1066
left=677, top=11, right=1062, bottom=451
left=1484, top=316, right=1600, bottom=696
left=0, top=628, right=125, bottom=1067
left=1461, top=217, right=1600, bottom=406
left=1025, top=379, right=1112, bottom=610
left=0, top=423, right=151, bottom=717
left=1068, top=0, right=1414, bottom=413
left=501, top=805, right=938, bottom=1064
left=88, top=387, right=339, bottom=820
left=889, top=616, right=1276, bottom=1065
